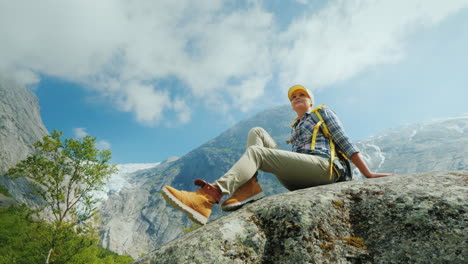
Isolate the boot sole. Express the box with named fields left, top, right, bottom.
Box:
left=161, top=187, right=208, bottom=225
left=221, top=192, right=265, bottom=212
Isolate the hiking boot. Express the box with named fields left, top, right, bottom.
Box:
left=221, top=174, right=265, bottom=212
left=161, top=179, right=222, bottom=225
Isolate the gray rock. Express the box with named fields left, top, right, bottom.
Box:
left=98, top=157, right=186, bottom=257
left=0, top=75, right=48, bottom=174
left=0, top=75, right=48, bottom=206
left=134, top=171, right=467, bottom=264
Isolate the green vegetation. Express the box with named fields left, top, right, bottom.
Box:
left=0, top=205, right=133, bottom=264
left=6, top=130, right=125, bottom=263
left=0, top=184, right=11, bottom=197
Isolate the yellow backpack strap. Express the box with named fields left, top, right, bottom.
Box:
left=310, top=103, right=326, bottom=114
left=311, top=120, right=323, bottom=150
left=309, top=103, right=326, bottom=150
left=310, top=104, right=337, bottom=180
left=328, top=140, right=337, bottom=180
left=314, top=110, right=330, bottom=138
left=338, top=150, right=349, bottom=160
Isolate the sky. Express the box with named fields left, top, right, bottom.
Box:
left=1, top=0, right=467, bottom=164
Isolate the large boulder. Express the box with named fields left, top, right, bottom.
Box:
left=134, top=171, right=467, bottom=264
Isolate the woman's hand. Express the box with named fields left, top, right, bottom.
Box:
left=350, top=152, right=396, bottom=178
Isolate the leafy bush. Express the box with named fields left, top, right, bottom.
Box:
left=0, top=205, right=133, bottom=264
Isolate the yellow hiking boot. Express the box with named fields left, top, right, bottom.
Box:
left=161, top=179, right=222, bottom=225
left=221, top=174, right=265, bottom=212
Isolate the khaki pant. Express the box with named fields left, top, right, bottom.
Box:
left=215, top=127, right=335, bottom=195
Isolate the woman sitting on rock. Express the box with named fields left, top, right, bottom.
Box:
left=161, top=85, right=394, bottom=225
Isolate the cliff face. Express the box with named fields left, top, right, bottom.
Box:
left=0, top=76, right=48, bottom=207
left=0, top=76, right=48, bottom=174
left=134, top=171, right=467, bottom=264
left=99, top=158, right=183, bottom=258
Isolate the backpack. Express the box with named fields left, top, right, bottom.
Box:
left=308, top=104, right=352, bottom=182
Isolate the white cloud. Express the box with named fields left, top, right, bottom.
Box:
left=97, top=140, right=112, bottom=150
left=1, top=0, right=467, bottom=125
left=276, top=0, right=468, bottom=91
left=171, top=98, right=191, bottom=124
left=74, top=128, right=89, bottom=138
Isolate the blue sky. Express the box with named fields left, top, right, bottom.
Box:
left=1, top=0, right=467, bottom=164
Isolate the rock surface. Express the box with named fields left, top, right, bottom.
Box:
left=0, top=76, right=48, bottom=206
left=0, top=76, right=48, bottom=174
left=134, top=171, right=467, bottom=264
left=99, top=157, right=184, bottom=257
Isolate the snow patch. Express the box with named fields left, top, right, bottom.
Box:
left=408, top=129, right=418, bottom=141
left=368, top=144, right=386, bottom=171
left=108, top=163, right=160, bottom=192
left=95, top=162, right=160, bottom=201
left=353, top=143, right=386, bottom=180
left=445, top=124, right=465, bottom=134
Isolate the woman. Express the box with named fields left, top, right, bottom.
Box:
left=161, top=85, right=394, bottom=225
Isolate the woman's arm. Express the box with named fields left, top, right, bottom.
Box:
left=350, top=152, right=395, bottom=178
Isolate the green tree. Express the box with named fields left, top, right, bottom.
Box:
left=0, top=206, right=134, bottom=264
left=7, top=130, right=117, bottom=264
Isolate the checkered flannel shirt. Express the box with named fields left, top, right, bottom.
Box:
left=290, top=106, right=360, bottom=159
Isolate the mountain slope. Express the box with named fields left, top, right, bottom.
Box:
left=356, top=115, right=468, bottom=176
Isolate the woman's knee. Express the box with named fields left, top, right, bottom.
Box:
left=248, top=127, right=266, bottom=136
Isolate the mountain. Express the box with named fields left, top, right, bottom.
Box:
left=93, top=162, right=162, bottom=202
left=355, top=115, right=468, bottom=176
left=0, top=76, right=48, bottom=174
left=97, top=105, right=468, bottom=258
left=98, top=158, right=178, bottom=256
left=0, top=76, right=48, bottom=207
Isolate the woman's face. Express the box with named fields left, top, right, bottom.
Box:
left=290, top=90, right=312, bottom=113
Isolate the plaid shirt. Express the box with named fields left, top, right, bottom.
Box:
left=290, top=106, right=359, bottom=158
